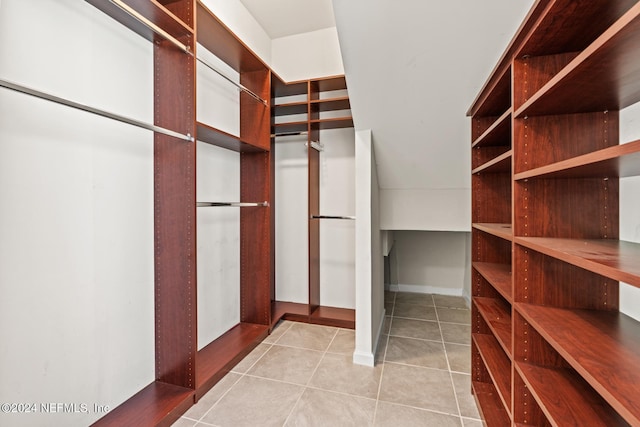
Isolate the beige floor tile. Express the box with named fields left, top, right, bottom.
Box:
left=385, top=336, right=448, bottom=370
left=201, top=376, right=303, bottom=427
left=436, top=307, right=471, bottom=324
left=309, top=353, right=383, bottom=398
left=452, top=373, right=481, bottom=419
left=374, top=401, right=461, bottom=427
left=231, top=343, right=271, bottom=374
left=434, top=295, right=469, bottom=309
left=284, top=388, right=376, bottom=426
left=263, top=320, right=294, bottom=344
left=375, top=335, right=388, bottom=364
left=379, top=363, right=458, bottom=414
left=389, top=318, right=441, bottom=341
left=393, top=303, right=437, bottom=321
left=384, top=302, right=394, bottom=315
left=384, top=290, right=396, bottom=304
left=383, top=316, right=392, bottom=334
left=441, top=322, right=471, bottom=345
left=247, top=345, right=323, bottom=385
left=276, top=322, right=338, bottom=351
left=445, top=343, right=471, bottom=374
left=181, top=372, right=241, bottom=420
left=395, top=292, right=434, bottom=306
left=462, top=418, right=486, bottom=426
left=171, top=417, right=197, bottom=427
left=326, top=329, right=355, bottom=355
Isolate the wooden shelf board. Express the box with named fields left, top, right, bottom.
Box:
left=272, top=301, right=311, bottom=325
left=469, top=65, right=511, bottom=118
left=87, top=0, right=193, bottom=44
left=515, top=237, right=640, bottom=288
left=197, top=122, right=266, bottom=152
left=272, top=101, right=308, bottom=117
left=196, top=1, right=267, bottom=73
left=472, top=381, right=512, bottom=427
left=195, top=322, right=269, bottom=399
left=473, top=334, right=512, bottom=416
left=518, top=0, right=637, bottom=57
left=472, top=262, right=512, bottom=303
left=472, top=110, right=512, bottom=148
left=516, top=4, right=640, bottom=116
left=91, top=381, right=193, bottom=427
left=272, top=78, right=308, bottom=98
left=473, top=223, right=513, bottom=241
left=472, top=150, right=512, bottom=175
left=313, top=75, right=347, bottom=92
left=310, top=117, right=354, bottom=130
left=516, top=303, right=640, bottom=425
left=474, top=297, right=512, bottom=358
left=272, top=121, right=308, bottom=134
left=515, top=139, right=640, bottom=180
left=310, top=96, right=351, bottom=112
left=310, top=306, right=355, bottom=329
left=516, top=362, right=628, bottom=426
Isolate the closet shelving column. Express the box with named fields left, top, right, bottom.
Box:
left=194, top=0, right=273, bottom=400
left=469, top=0, right=640, bottom=426
left=86, top=0, right=197, bottom=426
left=271, top=75, right=355, bottom=328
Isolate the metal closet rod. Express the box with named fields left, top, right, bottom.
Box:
left=271, top=131, right=308, bottom=137
left=108, top=0, right=268, bottom=107
left=0, top=78, right=193, bottom=142
left=197, top=201, right=269, bottom=207
left=311, top=215, right=356, bottom=220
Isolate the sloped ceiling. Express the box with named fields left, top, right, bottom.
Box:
left=331, top=1, right=534, bottom=191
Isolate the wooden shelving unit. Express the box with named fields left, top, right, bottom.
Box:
left=270, top=74, right=356, bottom=330
left=469, top=1, right=640, bottom=425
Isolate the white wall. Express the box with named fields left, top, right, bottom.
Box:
left=0, top=1, right=154, bottom=425
left=389, top=231, right=469, bottom=297
left=354, top=130, right=384, bottom=367
left=196, top=44, right=242, bottom=349
left=271, top=27, right=344, bottom=82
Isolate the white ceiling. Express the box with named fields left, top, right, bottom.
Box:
left=239, top=0, right=336, bottom=39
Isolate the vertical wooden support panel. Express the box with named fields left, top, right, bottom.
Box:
left=154, top=35, right=197, bottom=388
left=240, top=68, right=272, bottom=325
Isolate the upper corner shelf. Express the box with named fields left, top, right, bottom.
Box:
left=87, top=0, right=194, bottom=43
left=196, top=0, right=267, bottom=73
left=472, top=110, right=511, bottom=148
left=468, top=66, right=511, bottom=118
left=515, top=3, right=640, bottom=117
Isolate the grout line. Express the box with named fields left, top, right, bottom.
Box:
left=433, top=295, right=465, bottom=427
left=194, top=372, right=244, bottom=424
left=281, top=327, right=339, bottom=426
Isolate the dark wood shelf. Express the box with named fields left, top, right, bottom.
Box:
left=310, top=96, right=351, bottom=112
left=310, top=117, right=354, bottom=130
left=196, top=322, right=269, bottom=400
left=272, top=101, right=308, bottom=117
left=516, top=4, right=640, bottom=116
left=310, top=306, right=355, bottom=329
left=271, top=76, right=308, bottom=98
left=473, top=334, right=512, bottom=417
left=473, top=223, right=513, bottom=242
left=272, top=301, right=311, bottom=325
left=474, top=297, right=512, bottom=358
left=472, top=150, right=512, bottom=175
left=517, top=303, right=640, bottom=425
left=516, top=362, right=629, bottom=426
left=514, top=139, right=640, bottom=180
left=472, top=110, right=511, bottom=148
left=197, top=122, right=267, bottom=152
left=472, top=262, right=512, bottom=303
left=91, top=381, right=193, bottom=427
left=87, top=0, right=193, bottom=44
left=272, top=121, right=308, bottom=134
left=469, top=66, right=511, bottom=118
left=517, top=0, right=637, bottom=57
left=312, top=75, right=348, bottom=92
left=472, top=381, right=512, bottom=427
left=196, top=1, right=267, bottom=73
left=515, top=237, right=640, bottom=288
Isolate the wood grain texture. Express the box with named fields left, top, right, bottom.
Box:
left=471, top=110, right=511, bottom=148
left=241, top=69, right=271, bottom=150
left=473, top=334, right=512, bottom=417
left=472, top=382, right=512, bottom=427
left=517, top=303, right=640, bottom=425
left=196, top=122, right=266, bottom=152
left=513, top=370, right=552, bottom=426
left=472, top=262, right=512, bottom=303
left=513, top=53, right=579, bottom=110
left=474, top=298, right=512, bottom=358
left=472, top=150, right=512, bottom=174
left=472, top=174, right=511, bottom=224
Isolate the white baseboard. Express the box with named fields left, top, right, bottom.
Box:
left=352, top=308, right=386, bottom=367
left=388, top=283, right=463, bottom=297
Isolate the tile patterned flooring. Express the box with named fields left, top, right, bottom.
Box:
left=173, top=291, right=482, bottom=427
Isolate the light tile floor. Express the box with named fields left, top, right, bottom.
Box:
left=173, top=291, right=482, bottom=427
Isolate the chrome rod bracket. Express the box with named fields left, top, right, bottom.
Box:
left=306, top=141, right=324, bottom=152
left=197, top=201, right=269, bottom=207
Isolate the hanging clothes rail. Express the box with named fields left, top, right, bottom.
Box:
left=271, top=131, right=309, bottom=138
left=197, top=202, right=269, bottom=207
left=108, top=0, right=268, bottom=107
left=0, top=78, right=193, bottom=142
left=311, top=215, right=355, bottom=220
